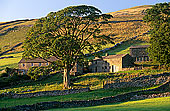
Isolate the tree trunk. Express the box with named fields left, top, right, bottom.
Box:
left=63, top=68, right=70, bottom=89
left=159, top=64, right=161, bottom=70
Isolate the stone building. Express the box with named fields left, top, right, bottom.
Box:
left=70, top=63, right=83, bottom=76
left=89, top=54, right=134, bottom=73
left=18, top=57, right=83, bottom=75
left=18, top=57, right=57, bottom=74
left=129, top=45, right=150, bottom=62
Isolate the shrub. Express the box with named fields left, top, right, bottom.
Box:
left=0, top=78, right=9, bottom=88
left=7, top=73, right=21, bottom=82
left=27, top=66, right=51, bottom=80
left=0, top=72, right=8, bottom=77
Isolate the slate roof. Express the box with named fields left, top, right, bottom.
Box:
left=18, top=56, right=58, bottom=63
left=102, top=54, right=128, bottom=59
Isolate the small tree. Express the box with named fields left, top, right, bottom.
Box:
left=143, top=2, right=170, bottom=69
left=23, top=5, right=113, bottom=89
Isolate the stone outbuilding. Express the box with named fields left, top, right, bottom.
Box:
left=18, top=57, right=83, bottom=75
left=129, top=45, right=150, bottom=62
left=89, top=54, right=134, bottom=73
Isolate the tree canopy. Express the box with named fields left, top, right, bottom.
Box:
left=143, top=2, right=170, bottom=68
left=23, top=5, right=113, bottom=89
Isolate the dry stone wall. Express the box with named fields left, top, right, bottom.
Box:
left=130, top=92, right=170, bottom=100
left=1, top=75, right=170, bottom=111
left=0, top=88, right=90, bottom=99
left=104, top=73, right=170, bottom=89
left=1, top=85, right=170, bottom=111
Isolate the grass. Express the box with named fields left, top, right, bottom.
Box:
left=0, top=87, right=153, bottom=108
left=105, top=40, right=150, bottom=56
left=0, top=51, right=23, bottom=72
left=50, top=96, right=170, bottom=111
left=0, top=73, right=63, bottom=94
left=0, top=20, right=35, bottom=33
left=0, top=19, right=36, bottom=52
left=0, top=67, right=168, bottom=108
left=0, top=26, right=29, bottom=52
left=0, top=5, right=150, bottom=53
left=108, top=5, right=152, bottom=21
left=0, top=67, right=168, bottom=94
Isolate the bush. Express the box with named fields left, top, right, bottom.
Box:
left=0, top=78, right=9, bottom=88
left=27, top=66, right=51, bottom=80
left=7, top=73, right=21, bottom=82
left=0, top=72, right=8, bottom=77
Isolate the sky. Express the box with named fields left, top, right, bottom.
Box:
left=0, top=0, right=169, bottom=22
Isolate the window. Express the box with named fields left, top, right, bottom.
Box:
left=39, top=63, right=41, bottom=66
left=31, top=63, right=34, bottom=66
left=95, top=67, right=97, bottom=72
left=46, top=62, right=49, bottom=66
left=22, top=63, right=25, bottom=67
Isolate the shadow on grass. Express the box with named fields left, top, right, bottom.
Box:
left=87, top=39, right=148, bottom=59
left=2, top=51, right=24, bottom=55
left=0, top=63, right=18, bottom=71
left=0, top=21, right=25, bottom=32
left=3, top=73, right=64, bottom=89
left=105, top=39, right=147, bottom=56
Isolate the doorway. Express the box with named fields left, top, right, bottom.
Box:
left=112, top=65, right=116, bottom=72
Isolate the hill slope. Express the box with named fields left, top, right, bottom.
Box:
left=0, top=19, right=36, bottom=52
left=108, top=5, right=152, bottom=21
left=0, top=5, right=151, bottom=70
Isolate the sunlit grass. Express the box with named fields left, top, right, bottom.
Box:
left=0, top=51, right=23, bottom=71
left=0, top=73, right=63, bottom=94
left=0, top=87, right=148, bottom=108
left=50, top=96, right=170, bottom=111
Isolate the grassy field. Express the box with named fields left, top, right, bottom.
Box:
left=0, top=20, right=35, bottom=33
left=0, top=67, right=169, bottom=108
left=50, top=96, right=170, bottom=111
left=0, top=66, right=167, bottom=95
left=0, top=86, right=158, bottom=108
left=0, top=39, right=149, bottom=72
left=0, top=26, right=30, bottom=52
left=0, top=20, right=36, bottom=52
left=0, top=51, right=23, bottom=71
left=108, top=5, right=152, bottom=21
left=101, top=40, right=150, bottom=56
left=0, top=5, right=150, bottom=54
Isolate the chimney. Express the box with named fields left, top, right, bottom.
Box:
left=105, top=53, right=109, bottom=56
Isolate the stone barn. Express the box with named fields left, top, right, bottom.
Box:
left=89, top=54, right=134, bottom=73
left=18, top=57, right=57, bottom=74
left=18, top=57, right=83, bottom=75
left=129, top=45, right=150, bottom=62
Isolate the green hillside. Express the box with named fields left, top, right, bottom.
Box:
left=0, top=5, right=151, bottom=53
left=1, top=4, right=170, bottom=111
left=108, top=5, right=152, bottom=21
left=0, top=20, right=36, bottom=52
left=0, top=5, right=150, bottom=71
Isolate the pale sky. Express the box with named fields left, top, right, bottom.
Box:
left=0, top=0, right=169, bottom=22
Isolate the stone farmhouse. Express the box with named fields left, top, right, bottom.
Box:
left=18, top=45, right=150, bottom=74
left=18, top=57, right=83, bottom=75
left=89, top=54, right=134, bottom=73
left=129, top=45, right=150, bottom=62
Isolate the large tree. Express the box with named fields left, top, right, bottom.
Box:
left=143, top=2, right=170, bottom=68
left=23, top=5, right=113, bottom=89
